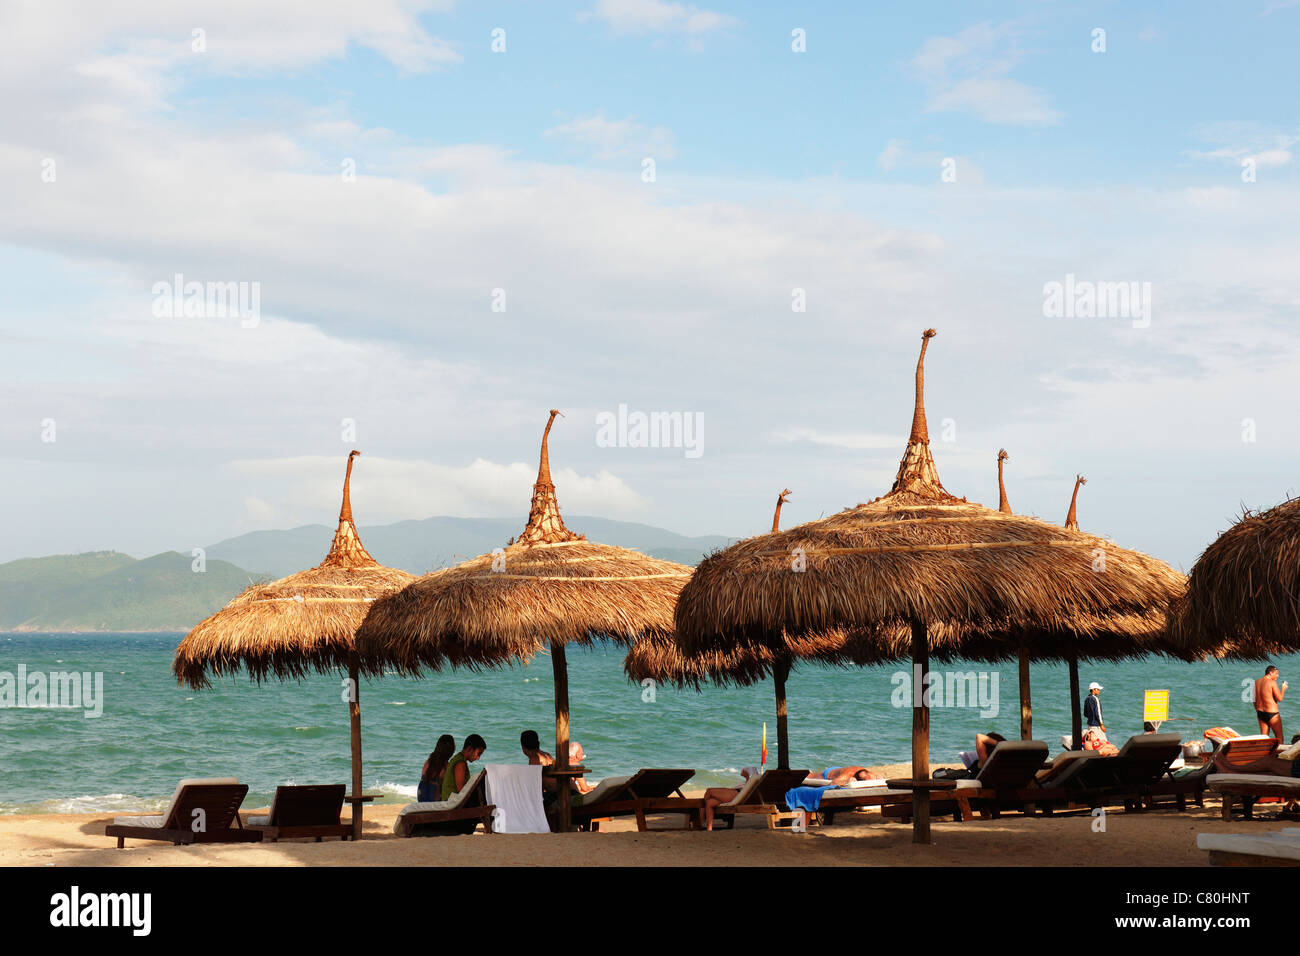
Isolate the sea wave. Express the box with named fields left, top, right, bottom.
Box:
left=0, top=793, right=172, bottom=816
left=369, top=781, right=417, bottom=803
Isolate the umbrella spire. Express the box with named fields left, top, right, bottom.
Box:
left=321, top=450, right=378, bottom=569
left=519, top=410, right=584, bottom=546
left=772, top=489, right=791, bottom=532
left=889, top=329, right=950, bottom=498
left=997, top=449, right=1011, bottom=514
left=1065, top=474, right=1087, bottom=530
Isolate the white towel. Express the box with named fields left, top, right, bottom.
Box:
left=484, top=764, right=551, bottom=834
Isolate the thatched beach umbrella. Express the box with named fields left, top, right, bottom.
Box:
left=624, top=490, right=888, bottom=770
left=1170, top=494, right=1300, bottom=661
left=356, top=410, right=693, bottom=832
left=174, top=451, right=415, bottom=838
left=676, top=329, right=1185, bottom=842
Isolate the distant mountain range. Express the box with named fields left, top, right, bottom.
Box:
left=0, top=551, right=256, bottom=632
left=0, top=516, right=734, bottom=632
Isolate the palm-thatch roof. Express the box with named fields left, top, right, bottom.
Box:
left=675, top=330, right=1186, bottom=661
left=356, top=410, right=693, bottom=675
left=1169, top=495, right=1300, bottom=660
left=173, top=451, right=415, bottom=689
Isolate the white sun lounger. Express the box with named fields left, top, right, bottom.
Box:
left=1198, top=827, right=1300, bottom=866
left=393, top=769, right=495, bottom=837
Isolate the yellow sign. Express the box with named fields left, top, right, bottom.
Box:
left=1143, top=689, right=1169, bottom=723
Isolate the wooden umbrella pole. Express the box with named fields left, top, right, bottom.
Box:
left=911, top=617, right=931, bottom=844
left=551, top=640, right=572, bottom=833
left=1069, top=650, right=1082, bottom=751
left=774, top=656, right=791, bottom=770
left=1018, top=647, right=1032, bottom=740
left=348, top=653, right=364, bottom=840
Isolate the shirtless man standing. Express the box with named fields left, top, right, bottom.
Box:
left=1253, top=666, right=1288, bottom=740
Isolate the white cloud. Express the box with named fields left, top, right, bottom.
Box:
left=544, top=113, right=677, bottom=161
left=912, top=22, right=1061, bottom=126
left=1185, top=125, right=1297, bottom=170
left=583, top=0, right=739, bottom=35
left=228, top=455, right=647, bottom=526
left=776, top=428, right=902, bottom=451
left=875, top=138, right=985, bottom=185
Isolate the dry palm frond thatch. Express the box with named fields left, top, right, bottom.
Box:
left=676, top=333, right=1184, bottom=661
left=355, top=410, right=694, bottom=831
left=173, top=451, right=415, bottom=689
left=356, top=410, right=692, bottom=675
left=171, top=451, right=413, bottom=834
left=672, top=329, right=1185, bottom=842
left=1169, top=495, right=1300, bottom=660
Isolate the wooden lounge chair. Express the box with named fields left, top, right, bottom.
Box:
left=1041, top=733, right=1184, bottom=811
left=813, top=781, right=913, bottom=824
left=246, top=784, right=351, bottom=842
left=105, top=777, right=263, bottom=848
left=393, top=769, right=495, bottom=837
left=712, top=769, right=811, bottom=829
left=889, top=751, right=1098, bottom=819
left=1098, top=733, right=1185, bottom=809
left=885, top=741, right=1051, bottom=822
left=1198, top=827, right=1300, bottom=866
left=571, top=768, right=696, bottom=831
left=1209, top=773, right=1300, bottom=820
left=1213, top=735, right=1281, bottom=772
left=1144, top=758, right=1215, bottom=811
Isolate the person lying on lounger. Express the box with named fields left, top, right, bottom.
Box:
left=815, top=766, right=882, bottom=785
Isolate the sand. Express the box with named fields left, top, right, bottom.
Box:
left=0, top=763, right=1281, bottom=867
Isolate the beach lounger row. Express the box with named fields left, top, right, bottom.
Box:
left=106, top=779, right=355, bottom=847
left=884, top=734, right=1190, bottom=823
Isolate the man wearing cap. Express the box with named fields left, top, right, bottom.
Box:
left=1084, top=682, right=1106, bottom=734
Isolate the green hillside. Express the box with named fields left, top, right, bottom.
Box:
left=0, top=551, right=259, bottom=632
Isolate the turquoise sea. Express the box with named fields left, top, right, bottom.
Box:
left=2, top=634, right=1296, bottom=814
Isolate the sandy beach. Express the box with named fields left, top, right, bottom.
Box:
left=1, top=762, right=1283, bottom=867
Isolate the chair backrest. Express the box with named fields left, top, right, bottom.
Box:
left=738, top=769, right=810, bottom=805
left=268, top=784, right=346, bottom=826
left=1110, top=733, right=1183, bottom=785
left=1037, top=751, right=1098, bottom=789
left=624, top=768, right=694, bottom=800
left=447, top=769, right=487, bottom=809
left=976, top=740, right=1049, bottom=789
left=164, top=782, right=248, bottom=833
left=1217, top=736, right=1280, bottom=770
left=159, top=777, right=239, bottom=828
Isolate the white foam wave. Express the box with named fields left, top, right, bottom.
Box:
left=0, top=793, right=172, bottom=816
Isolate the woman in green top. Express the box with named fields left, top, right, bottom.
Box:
left=440, top=734, right=487, bottom=800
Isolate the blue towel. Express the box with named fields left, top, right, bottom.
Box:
left=785, top=785, right=828, bottom=812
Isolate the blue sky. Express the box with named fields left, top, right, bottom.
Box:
left=2, top=0, right=1299, bottom=570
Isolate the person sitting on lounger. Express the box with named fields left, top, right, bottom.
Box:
left=701, top=767, right=757, bottom=831
left=522, top=729, right=559, bottom=806
left=418, top=734, right=456, bottom=802
left=440, top=734, right=487, bottom=801
left=568, top=742, right=595, bottom=795
left=521, top=729, right=553, bottom=767
left=972, top=732, right=1006, bottom=771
